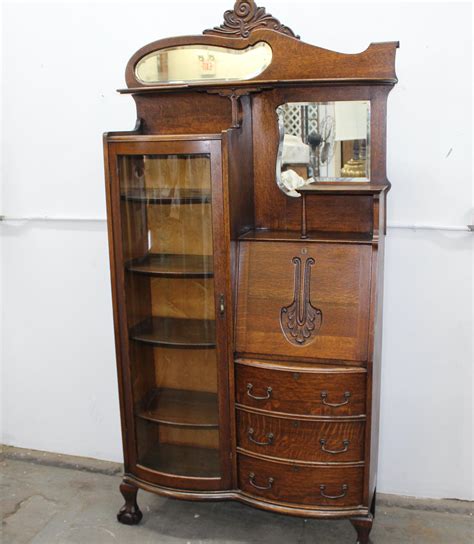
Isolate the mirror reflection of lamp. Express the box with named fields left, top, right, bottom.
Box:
left=335, top=102, right=368, bottom=178
left=307, top=132, right=323, bottom=178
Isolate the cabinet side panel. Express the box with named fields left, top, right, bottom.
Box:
left=365, top=194, right=386, bottom=505
left=224, top=96, right=255, bottom=239
left=103, top=139, right=137, bottom=471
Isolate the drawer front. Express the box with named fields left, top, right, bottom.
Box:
left=235, top=363, right=366, bottom=417
left=238, top=454, right=364, bottom=507
left=237, top=410, right=365, bottom=463
left=236, top=241, right=371, bottom=362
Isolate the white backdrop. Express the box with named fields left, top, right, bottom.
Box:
left=1, top=0, right=472, bottom=500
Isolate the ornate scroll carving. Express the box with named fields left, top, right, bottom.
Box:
left=204, top=0, right=300, bottom=39
left=280, top=257, right=322, bottom=346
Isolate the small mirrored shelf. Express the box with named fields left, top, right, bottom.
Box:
left=139, top=443, right=220, bottom=478
left=138, top=388, right=219, bottom=428
left=126, top=254, right=214, bottom=278
left=130, top=317, right=216, bottom=347
left=120, top=187, right=211, bottom=204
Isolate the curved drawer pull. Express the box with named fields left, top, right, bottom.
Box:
left=320, top=391, right=351, bottom=407
left=248, top=428, right=274, bottom=446
left=320, top=484, right=348, bottom=500
left=320, top=439, right=350, bottom=454
left=247, top=383, right=273, bottom=401
left=249, top=472, right=274, bottom=490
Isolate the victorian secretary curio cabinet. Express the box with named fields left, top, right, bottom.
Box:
left=103, top=2, right=398, bottom=542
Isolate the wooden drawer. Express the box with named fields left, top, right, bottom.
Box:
left=238, top=453, right=364, bottom=507
left=236, top=241, right=371, bottom=362
left=237, top=409, right=365, bottom=463
left=235, top=361, right=367, bottom=417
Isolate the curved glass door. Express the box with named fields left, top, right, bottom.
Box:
left=118, top=151, right=220, bottom=479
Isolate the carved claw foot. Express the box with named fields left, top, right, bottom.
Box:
left=117, top=481, right=143, bottom=525
left=350, top=514, right=373, bottom=544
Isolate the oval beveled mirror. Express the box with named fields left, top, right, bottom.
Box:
left=135, top=42, right=272, bottom=84
left=276, top=101, right=371, bottom=196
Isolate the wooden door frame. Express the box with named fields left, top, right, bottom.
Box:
left=105, top=135, right=232, bottom=491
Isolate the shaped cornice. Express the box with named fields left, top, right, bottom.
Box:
left=203, top=0, right=299, bottom=39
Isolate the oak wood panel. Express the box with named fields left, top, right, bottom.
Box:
left=236, top=241, right=372, bottom=361
left=150, top=277, right=215, bottom=320
left=366, top=193, right=386, bottom=505
left=235, top=363, right=366, bottom=417
left=134, top=93, right=232, bottom=135
left=237, top=410, right=365, bottom=463
left=147, top=203, right=214, bottom=257
left=238, top=454, right=364, bottom=508
left=154, top=347, right=218, bottom=393
left=223, top=97, right=256, bottom=239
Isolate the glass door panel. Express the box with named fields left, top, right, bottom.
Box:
left=118, top=152, right=220, bottom=479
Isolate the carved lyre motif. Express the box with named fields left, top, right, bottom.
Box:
left=280, top=257, right=322, bottom=346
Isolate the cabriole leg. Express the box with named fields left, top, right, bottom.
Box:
left=350, top=514, right=373, bottom=544
left=117, top=480, right=143, bottom=525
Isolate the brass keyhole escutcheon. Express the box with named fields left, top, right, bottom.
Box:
left=293, top=372, right=300, bottom=381
left=292, top=421, right=300, bottom=429
left=301, top=247, right=308, bottom=255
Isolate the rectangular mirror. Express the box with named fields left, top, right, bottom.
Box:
left=276, top=101, right=370, bottom=196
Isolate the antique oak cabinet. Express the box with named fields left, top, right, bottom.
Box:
left=103, top=1, right=398, bottom=542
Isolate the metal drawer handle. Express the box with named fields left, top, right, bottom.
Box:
left=248, top=428, right=274, bottom=446
left=320, top=484, right=348, bottom=500
left=320, top=391, right=351, bottom=407
left=247, top=383, right=272, bottom=401
left=320, top=439, right=350, bottom=454
left=249, top=472, right=274, bottom=490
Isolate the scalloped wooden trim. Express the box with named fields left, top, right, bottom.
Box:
left=203, top=0, right=300, bottom=39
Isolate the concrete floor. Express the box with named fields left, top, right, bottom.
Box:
left=1, top=447, right=472, bottom=544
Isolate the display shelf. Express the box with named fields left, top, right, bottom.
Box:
left=126, top=253, right=213, bottom=278
left=139, top=443, right=220, bottom=478
left=130, top=317, right=216, bottom=347
left=138, top=388, right=218, bottom=427
left=239, top=229, right=373, bottom=244
left=120, top=187, right=211, bottom=204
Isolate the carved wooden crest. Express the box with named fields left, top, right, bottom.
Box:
left=204, top=0, right=300, bottom=39
left=280, top=257, right=322, bottom=346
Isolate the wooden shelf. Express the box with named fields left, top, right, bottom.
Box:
left=138, top=388, right=218, bottom=428
left=139, top=444, right=220, bottom=478
left=239, top=229, right=373, bottom=245
left=298, top=182, right=389, bottom=195
left=126, top=254, right=213, bottom=278
left=121, top=187, right=211, bottom=204
left=130, top=317, right=216, bottom=348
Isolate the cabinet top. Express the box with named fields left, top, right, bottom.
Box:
left=119, top=0, right=398, bottom=94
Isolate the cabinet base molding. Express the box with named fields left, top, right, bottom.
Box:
left=122, top=475, right=370, bottom=519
